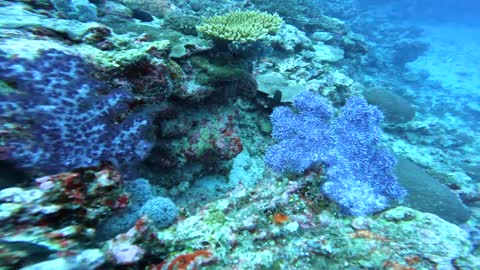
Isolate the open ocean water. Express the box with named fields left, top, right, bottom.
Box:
left=0, top=0, right=478, bottom=269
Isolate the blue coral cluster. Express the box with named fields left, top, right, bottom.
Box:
left=0, top=49, right=153, bottom=173
left=266, top=91, right=407, bottom=215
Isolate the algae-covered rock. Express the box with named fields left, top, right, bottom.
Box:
left=169, top=35, right=213, bottom=59
left=164, top=15, right=202, bottom=36
left=91, top=40, right=171, bottom=69
left=364, top=88, right=416, bottom=124
left=311, top=31, right=334, bottom=42
left=395, top=156, right=471, bottom=224
left=256, top=116, right=272, bottom=134
left=310, top=70, right=362, bottom=105
left=373, top=207, right=476, bottom=268
left=0, top=37, right=74, bottom=60
left=190, top=55, right=250, bottom=84
left=118, top=0, right=176, bottom=18
left=271, top=24, right=311, bottom=52
left=20, top=249, right=105, bottom=270
left=152, top=177, right=479, bottom=270
left=0, top=2, right=110, bottom=41
left=197, top=10, right=283, bottom=43
left=255, top=72, right=304, bottom=103
left=51, top=0, right=98, bottom=22
left=0, top=35, right=171, bottom=72
left=312, top=43, right=344, bottom=62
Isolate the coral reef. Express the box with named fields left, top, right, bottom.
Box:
left=251, top=18, right=366, bottom=106
left=145, top=105, right=245, bottom=188
left=0, top=166, right=126, bottom=267
left=0, top=0, right=478, bottom=268
left=150, top=179, right=479, bottom=269
left=2, top=163, right=478, bottom=269
left=197, top=11, right=283, bottom=43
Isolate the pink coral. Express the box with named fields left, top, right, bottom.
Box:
left=110, top=243, right=145, bottom=265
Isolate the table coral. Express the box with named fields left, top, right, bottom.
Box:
left=197, top=11, right=283, bottom=43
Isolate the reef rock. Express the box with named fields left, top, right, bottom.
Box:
left=312, top=43, right=344, bottom=62
left=364, top=88, right=416, bottom=124
left=395, top=156, right=471, bottom=224
left=255, top=72, right=304, bottom=103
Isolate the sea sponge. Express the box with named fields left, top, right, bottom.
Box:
left=96, top=196, right=178, bottom=239
left=197, top=10, right=283, bottom=43
left=140, top=197, right=178, bottom=228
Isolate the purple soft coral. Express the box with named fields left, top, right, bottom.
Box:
left=0, top=49, right=154, bottom=173
left=265, top=91, right=406, bottom=215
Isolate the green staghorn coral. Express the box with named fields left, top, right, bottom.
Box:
left=197, top=10, right=283, bottom=43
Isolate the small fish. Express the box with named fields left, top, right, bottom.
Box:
left=0, top=240, right=55, bottom=263
left=132, top=9, right=154, bottom=22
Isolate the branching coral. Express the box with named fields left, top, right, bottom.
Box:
left=197, top=10, right=283, bottom=43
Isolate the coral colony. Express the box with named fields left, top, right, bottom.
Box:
left=266, top=91, right=407, bottom=215
left=0, top=50, right=154, bottom=173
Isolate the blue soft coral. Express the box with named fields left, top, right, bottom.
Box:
left=265, top=91, right=406, bottom=215
left=0, top=49, right=153, bottom=173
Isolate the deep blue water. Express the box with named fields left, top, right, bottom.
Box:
left=359, top=0, right=480, bottom=25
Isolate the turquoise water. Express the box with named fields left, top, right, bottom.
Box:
left=0, top=0, right=478, bottom=269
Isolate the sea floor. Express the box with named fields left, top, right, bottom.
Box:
left=384, top=22, right=480, bottom=195
left=407, top=23, right=480, bottom=95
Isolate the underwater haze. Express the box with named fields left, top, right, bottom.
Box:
left=0, top=0, right=479, bottom=269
